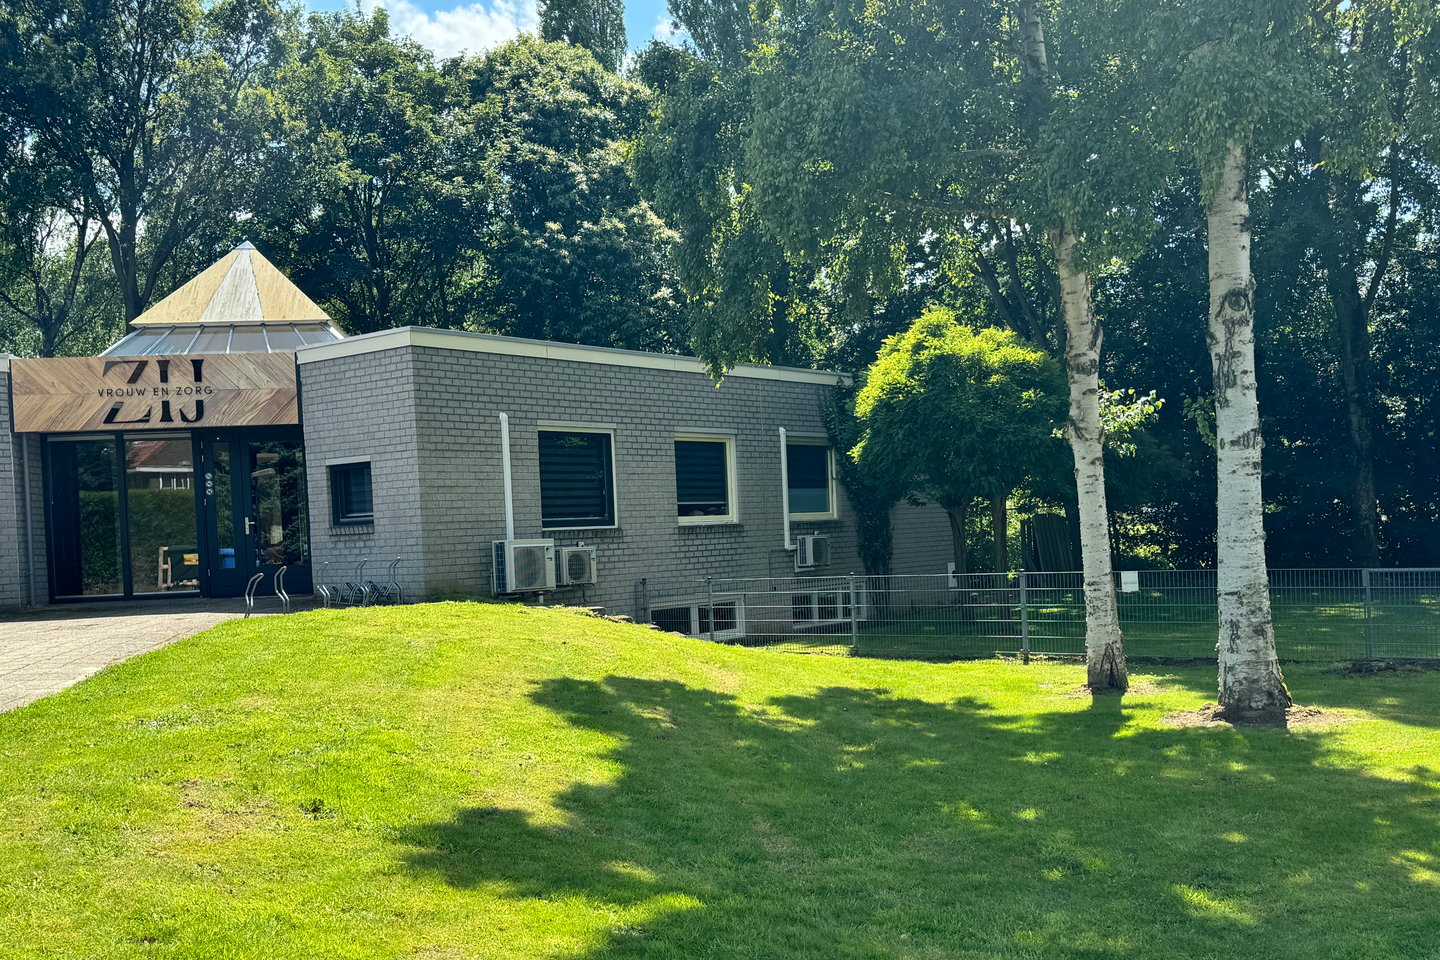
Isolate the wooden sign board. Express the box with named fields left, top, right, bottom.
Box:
left=10, top=354, right=299, bottom=433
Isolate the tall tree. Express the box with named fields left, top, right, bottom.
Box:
left=1127, top=0, right=1328, bottom=719
left=640, top=0, right=1165, bottom=692
left=253, top=8, right=489, bottom=333
left=461, top=37, right=686, bottom=351
left=0, top=0, right=290, bottom=323
left=538, top=0, right=626, bottom=72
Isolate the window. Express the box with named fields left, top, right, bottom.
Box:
left=539, top=429, right=616, bottom=528
left=651, top=599, right=744, bottom=641
left=786, top=440, right=833, bottom=518
left=329, top=461, right=373, bottom=525
left=675, top=437, right=736, bottom=522
left=790, top=588, right=860, bottom=628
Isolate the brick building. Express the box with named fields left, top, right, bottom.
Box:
left=0, top=244, right=951, bottom=633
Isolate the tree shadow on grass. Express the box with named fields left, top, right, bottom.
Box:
left=398, top=675, right=1440, bottom=959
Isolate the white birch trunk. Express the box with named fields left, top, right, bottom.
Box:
left=1205, top=141, right=1291, bottom=721
left=1052, top=228, right=1127, bottom=693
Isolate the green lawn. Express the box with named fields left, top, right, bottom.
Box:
left=1, top=603, right=1437, bottom=959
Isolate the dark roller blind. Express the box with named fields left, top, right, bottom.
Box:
left=540, top=431, right=615, bottom=527
left=675, top=440, right=729, bottom=517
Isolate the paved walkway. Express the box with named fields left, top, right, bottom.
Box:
left=0, top=598, right=298, bottom=713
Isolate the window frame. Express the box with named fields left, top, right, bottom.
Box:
left=674, top=434, right=739, bottom=525
left=538, top=426, right=619, bottom=530
left=650, top=596, right=746, bottom=641
left=785, top=437, right=836, bottom=520
left=789, top=587, right=863, bottom=628
left=328, top=458, right=374, bottom=527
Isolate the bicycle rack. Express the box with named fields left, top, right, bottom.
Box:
left=244, top=566, right=290, bottom=618
left=339, top=559, right=372, bottom=607
left=316, top=561, right=335, bottom=608
left=365, top=558, right=404, bottom=605
left=275, top=565, right=291, bottom=614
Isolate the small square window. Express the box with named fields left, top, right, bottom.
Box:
left=329, top=461, right=373, bottom=525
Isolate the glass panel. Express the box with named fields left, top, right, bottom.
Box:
left=698, top=601, right=738, bottom=635
left=330, top=462, right=373, bottom=523
left=786, top=443, right=831, bottom=514
left=228, top=327, right=266, bottom=352
left=818, top=592, right=839, bottom=622
left=713, top=601, right=738, bottom=633
left=652, top=606, right=693, bottom=634
left=260, top=326, right=305, bottom=351
left=676, top=440, right=729, bottom=517
left=295, top=324, right=341, bottom=345
left=539, top=431, right=614, bottom=528
left=791, top=594, right=814, bottom=622
left=103, top=330, right=166, bottom=357
left=189, top=327, right=233, bottom=353
left=249, top=440, right=308, bottom=567
left=212, top=442, right=237, bottom=574
left=51, top=439, right=124, bottom=597
left=125, top=437, right=198, bottom=593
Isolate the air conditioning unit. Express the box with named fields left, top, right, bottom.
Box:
left=557, top=545, right=598, bottom=586
left=493, top=539, right=556, bottom=593
left=794, top=534, right=831, bottom=571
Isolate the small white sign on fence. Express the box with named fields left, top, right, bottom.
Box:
left=1120, top=571, right=1141, bottom=593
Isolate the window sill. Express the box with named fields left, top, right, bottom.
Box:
left=542, top=524, right=620, bottom=532
left=678, top=517, right=740, bottom=527
left=331, top=523, right=374, bottom=535
left=789, top=514, right=838, bottom=523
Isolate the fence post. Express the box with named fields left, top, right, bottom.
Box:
left=1019, top=568, right=1031, bottom=664
left=848, top=573, right=859, bottom=651
left=1362, top=568, right=1374, bottom=660
left=638, top=578, right=649, bottom=624
left=707, top=576, right=716, bottom=643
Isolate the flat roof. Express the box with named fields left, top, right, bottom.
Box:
left=293, top=326, right=846, bottom=386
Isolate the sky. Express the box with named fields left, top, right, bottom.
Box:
left=304, top=0, right=677, bottom=60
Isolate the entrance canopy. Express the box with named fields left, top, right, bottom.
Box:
left=9, top=242, right=340, bottom=434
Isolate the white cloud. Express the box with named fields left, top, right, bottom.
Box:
left=651, top=13, right=682, bottom=45
left=360, top=0, right=538, bottom=59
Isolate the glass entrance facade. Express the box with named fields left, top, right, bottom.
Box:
left=44, top=430, right=309, bottom=601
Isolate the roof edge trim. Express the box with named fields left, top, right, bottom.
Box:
left=294, top=327, right=847, bottom=386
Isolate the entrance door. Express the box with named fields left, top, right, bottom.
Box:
left=203, top=431, right=311, bottom=597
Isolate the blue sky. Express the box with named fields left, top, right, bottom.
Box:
left=304, top=0, right=675, bottom=59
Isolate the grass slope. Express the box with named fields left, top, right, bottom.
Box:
left=0, top=603, right=1436, bottom=960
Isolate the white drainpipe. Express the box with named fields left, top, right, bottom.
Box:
left=779, top=427, right=795, bottom=550
left=499, top=412, right=516, bottom=540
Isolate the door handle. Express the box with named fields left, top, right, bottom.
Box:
left=244, top=517, right=255, bottom=535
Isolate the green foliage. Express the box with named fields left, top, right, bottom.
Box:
left=250, top=8, right=486, bottom=334
left=538, top=0, right=627, bottom=72
left=821, top=383, right=900, bottom=575
left=853, top=308, right=1066, bottom=510
left=0, top=0, right=292, bottom=321
left=459, top=37, right=686, bottom=351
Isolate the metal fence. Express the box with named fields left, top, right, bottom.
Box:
left=634, top=569, right=1440, bottom=661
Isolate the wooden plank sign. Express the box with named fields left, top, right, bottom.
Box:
left=10, top=354, right=299, bottom=433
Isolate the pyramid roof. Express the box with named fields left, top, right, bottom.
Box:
left=132, top=242, right=330, bottom=326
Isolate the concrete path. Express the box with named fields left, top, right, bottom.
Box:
left=0, top=598, right=297, bottom=713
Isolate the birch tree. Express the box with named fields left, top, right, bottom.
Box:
left=638, top=0, right=1166, bottom=694
left=1126, top=0, right=1330, bottom=720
